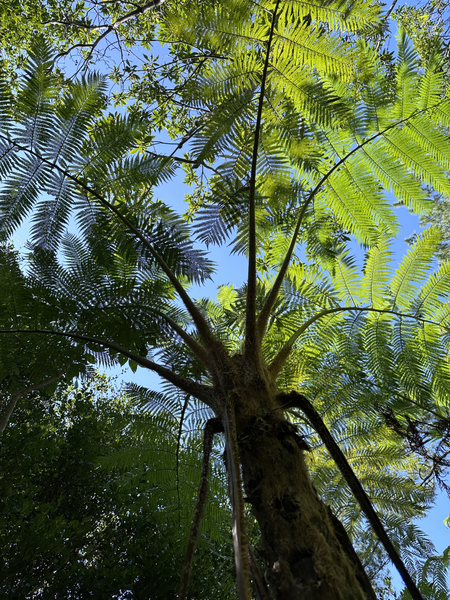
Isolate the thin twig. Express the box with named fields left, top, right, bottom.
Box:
left=47, top=0, right=166, bottom=64
left=375, top=0, right=400, bottom=51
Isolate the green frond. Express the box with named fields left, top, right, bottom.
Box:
left=50, top=74, right=107, bottom=165
left=331, top=252, right=361, bottom=305
left=393, top=30, right=420, bottom=120
left=417, top=545, right=450, bottom=600
left=360, top=237, right=392, bottom=308
left=417, top=52, right=446, bottom=110
left=383, top=127, right=450, bottom=201
left=315, top=171, right=380, bottom=245
left=359, top=141, right=430, bottom=212
left=413, top=261, right=450, bottom=318
left=0, top=156, right=49, bottom=238
left=15, top=41, right=58, bottom=152
left=272, top=22, right=357, bottom=82
left=363, top=312, right=394, bottom=383
left=281, top=0, right=379, bottom=34
left=390, top=227, right=441, bottom=310
left=283, top=262, right=340, bottom=311
left=191, top=89, right=256, bottom=165
left=0, top=73, right=13, bottom=136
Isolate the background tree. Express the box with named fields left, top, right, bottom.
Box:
left=1, top=1, right=450, bottom=598
left=1, top=373, right=236, bottom=599
left=393, top=0, right=450, bottom=264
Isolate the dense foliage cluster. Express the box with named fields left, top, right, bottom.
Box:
left=0, top=375, right=235, bottom=599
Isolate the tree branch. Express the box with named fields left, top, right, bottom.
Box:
left=0, top=369, right=66, bottom=436
left=52, top=28, right=110, bottom=65
left=0, top=329, right=214, bottom=405
left=46, top=0, right=166, bottom=64
left=384, top=0, right=399, bottom=21
left=113, top=0, right=166, bottom=27
left=244, top=0, right=281, bottom=364
left=375, top=0, right=399, bottom=51
left=277, top=391, right=425, bottom=600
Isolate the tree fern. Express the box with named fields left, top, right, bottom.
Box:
left=2, top=5, right=450, bottom=599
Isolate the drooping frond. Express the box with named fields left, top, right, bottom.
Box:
left=360, top=236, right=392, bottom=308
left=391, top=226, right=441, bottom=310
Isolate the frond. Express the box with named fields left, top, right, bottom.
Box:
left=390, top=227, right=441, bottom=310
left=412, top=261, right=450, bottom=318
left=360, top=237, right=392, bottom=308
left=331, top=252, right=361, bottom=305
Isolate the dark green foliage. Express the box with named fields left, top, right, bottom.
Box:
left=0, top=375, right=235, bottom=599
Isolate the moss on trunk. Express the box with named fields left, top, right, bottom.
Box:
left=236, top=410, right=377, bottom=600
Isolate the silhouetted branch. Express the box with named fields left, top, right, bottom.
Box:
left=0, top=328, right=214, bottom=405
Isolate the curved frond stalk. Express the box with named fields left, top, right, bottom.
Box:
left=268, top=305, right=450, bottom=380
left=178, top=417, right=222, bottom=600
left=278, top=391, right=425, bottom=600
left=0, top=328, right=214, bottom=406
left=223, top=392, right=251, bottom=600
left=0, top=368, right=65, bottom=436
left=244, top=0, right=281, bottom=366
left=256, top=97, right=450, bottom=342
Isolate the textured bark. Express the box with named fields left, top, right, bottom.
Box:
left=235, top=408, right=376, bottom=600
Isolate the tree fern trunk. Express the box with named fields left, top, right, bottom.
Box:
left=236, top=409, right=377, bottom=600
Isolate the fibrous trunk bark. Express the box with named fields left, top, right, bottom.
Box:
left=236, top=410, right=376, bottom=600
